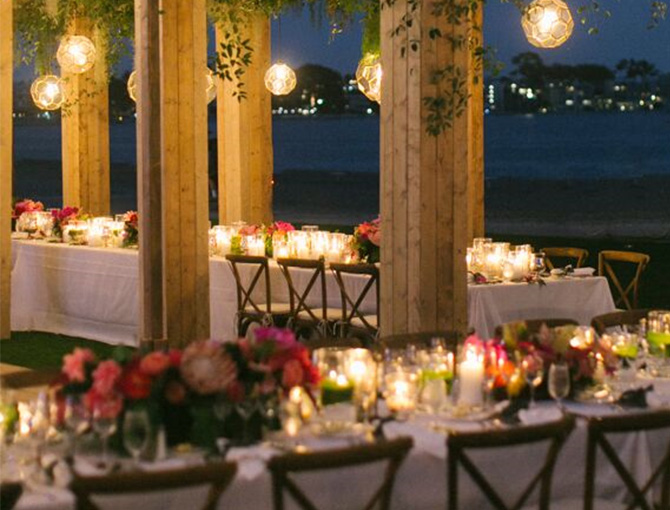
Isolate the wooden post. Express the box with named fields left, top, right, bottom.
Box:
left=135, top=0, right=164, bottom=348
left=215, top=15, right=273, bottom=225
left=468, top=7, right=485, bottom=240
left=61, top=19, right=110, bottom=216
left=160, top=0, right=210, bottom=345
left=380, top=0, right=483, bottom=336
left=0, top=0, right=12, bottom=340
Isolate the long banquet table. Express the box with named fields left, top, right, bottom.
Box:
left=11, top=239, right=615, bottom=345
left=11, top=403, right=670, bottom=510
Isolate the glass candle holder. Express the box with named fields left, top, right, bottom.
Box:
left=384, top=372, right=418, bottom=414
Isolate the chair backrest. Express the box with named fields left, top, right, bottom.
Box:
left=541, top=247, right=589, bottom=270
left=591, top=309, right=650, bottom=336
left=598, top=251, right=650, bottom=310
left=447, top=416, right=575, bottom=510
left=70, top=462, right=238, bottom=510
left=225, top=254, right=273, bottom=315
left=268, top=437, right=413, bottom=510
left=379, top=330, right=460, bottom=352
left=329, top=262, right=380, bottom=336
left=276, top=258, right=328, bottom=322
left=0, top=482, right=23, bottom=510
left=584, top=410, right=670, bottom=510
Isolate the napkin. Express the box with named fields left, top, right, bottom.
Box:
left=227, top=445, right=276, bottom=481
left=518, top=406, right=563, bottom=425
left=647, top=390, right=670, bottom=409
left=571, top=267, right=595, bottom=277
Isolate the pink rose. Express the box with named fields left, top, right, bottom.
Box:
left=62, top=348, right=96, bottom=383
left=92, top=360, right=122, bottom=396
left=281, top=359, right=305, bottom=388
left=140, top=351, right=171, bottom=376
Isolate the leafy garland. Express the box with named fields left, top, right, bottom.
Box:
left=13, top=0, right=668, bottom=135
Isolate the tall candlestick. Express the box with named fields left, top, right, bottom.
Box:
left=458, top=349, right=484, bottom=407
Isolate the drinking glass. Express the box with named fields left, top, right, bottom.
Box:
left=93, top=402, right=118, bottom=468
left=64, top=395, right=89, bottom=456
left=522, top=354, right=544, bottom=408
left=532, top=252, right=546, bottom=274
left=235, top=401, right=259, bottom=446
left=548, top=362, right=570, bottom=410
left=123, top=409, right=150, bottom=467
left=421, top=378, right=447, bottom=414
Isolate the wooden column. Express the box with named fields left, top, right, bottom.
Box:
left=468, top=7, right=485, bottom=240
left=0, top=0, right=12, bottom=340
left=380, top=0, right=483, bottom=336
left=215, top=15, right=273, bottom=225
left=61, top=19, right=110, bottom=215
left=135, top=0, right=164, bottom=347
left=160, top=0, right=210, bottom=345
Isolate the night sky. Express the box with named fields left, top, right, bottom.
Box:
left=272, top=1, right=670, bottom=76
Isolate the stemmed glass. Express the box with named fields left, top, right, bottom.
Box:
left=235, top=401, right=259, bottom=446
left=64, top=395, right=89, bottom=457
left=123, top=409, right=150, bottom=468
left=522, top=354, right=544, bottom=408
left=548, top=362, right=570, bottom=411
left=93, top=401, right=118, bottom=469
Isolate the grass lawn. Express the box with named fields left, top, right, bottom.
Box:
left=0, top=332, right=133, bottom=370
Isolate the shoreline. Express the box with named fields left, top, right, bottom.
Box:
left=12, top=160, right=670, bottom=240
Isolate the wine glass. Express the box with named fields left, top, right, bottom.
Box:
left=548, top=362, right=570, bottom=411
left=93, top=402, right=118, bottom=469
left=235, top=401, right=259, bottom=446
left=522, top=354, right=544, bottom=408
left=123, top=409, right=150, bottom=467
left=421, top=378, right=447, bottom=414
left=64, top=395, right=89, bottom=456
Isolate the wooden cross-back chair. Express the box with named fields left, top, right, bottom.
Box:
left=225, top=254, right=291, bottom=336
left=268, top=437, right=414, bottom=510
left=584, top=410, right=670, bottom=510
left=70, top=462, right=238, bottom=510
left=447, top=416, right=576, bottom=510
left=276, top=258, right=339, bottom=339
left=379, top=330, right=460, bottom=353
left=541, top=247, right=590, bottom=270
left=0, top=482, right=23, bottom=510
left=330, top=262, right=380, bottom=345
left=598, top=250, right=650, bottom=310
left=591, top=309, right=650, bottom=336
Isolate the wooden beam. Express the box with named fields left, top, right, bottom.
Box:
left=215, top=14, right=273, bottom=225
left=160, top=0, right=210, bottom=345
left=468, top=6, right=485, bottom=240
left=0, top=0, right=12, bottom=340
left=135, top=0, right=164, bottom=347
left=61, top=18, right=111, bottom=216
left=380, top=0, right=481, bottom=336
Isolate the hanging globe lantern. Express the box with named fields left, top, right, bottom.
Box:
left=206, top=68, right=217, bottom=104
left=57, top=35, right=97, bottom=74
left=30, top=75, right=65, bottom=111
left=522, top=0, right=574, bottom=49
left=264, top=62, right=297, bottom=96
left=356, top=53, right=382, bottom=104
left=127, top=68, right=216, bottom=103
left=127, top=70, right=137, bottom=102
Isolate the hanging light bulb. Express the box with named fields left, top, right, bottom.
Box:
left=355, top=53, right=382, bottom=104
left=127, top=68, right=216, bottom=103
left=522, top=0, right=574, bottom=49
left=57, top=35, right=97, bottom=74
left=264, top=62, right=297, bottom=96
left=30, top=75, right=65, bottom=111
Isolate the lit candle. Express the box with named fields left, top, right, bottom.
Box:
left=321, top=372, right=354, bottom=406
left=458, top=348, right=484, bottom=407
left=385, top=373, right=417, bottom=413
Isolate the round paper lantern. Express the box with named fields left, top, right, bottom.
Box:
left=127, top=68, right=216, bottom=103
left=264, top=62, right=297, bottom=96
left=355, top=53, right=382, bottom=104
left=57, top=35, right=97, bottom=74
left=521, top=0, right=574, bottom=49
left=30, top=75, right=65, bottom=111
left=127, top=70, right=137, bottom=102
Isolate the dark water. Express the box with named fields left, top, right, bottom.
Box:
left=13, top=111, right=670, bottom=179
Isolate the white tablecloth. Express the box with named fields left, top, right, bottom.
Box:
left=11, top=240, right=615, bottom=345
left=10, top=404, right=670, bottom=510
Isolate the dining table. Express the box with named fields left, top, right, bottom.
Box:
left=10, top=239, right=615, bottom=346
left=7, top=398, right=670, bottom=510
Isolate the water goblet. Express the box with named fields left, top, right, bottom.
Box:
left=421, top=378, right=447, bottom=414
left=522, top=354, right=544, bottom=408
left=548, top=362, right=570, bottom=411
left=123, top=409, right=150, bottom=467
left=64, top=395, right=89, bottom=457
left=93, top=402, right=118, bottom=469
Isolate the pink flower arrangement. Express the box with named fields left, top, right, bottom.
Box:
left=267, top=221, right=295, bottom=238
left=12, top=199, right=44, bottom=220
left=353, top=216, right=381, bottom=263
left=51, top=206, right=81, bottom=238
left=123, top=211, right=139, bottom=246
left=92, top=360, right=122, bottom=396
left=180, top=341, right=238, bottom=395
left=62, top=348, right=96, bottom=383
